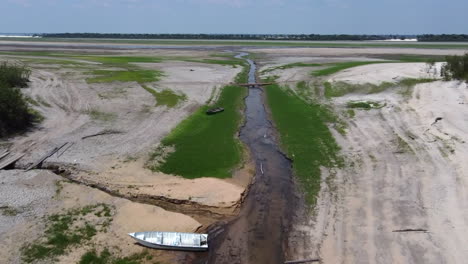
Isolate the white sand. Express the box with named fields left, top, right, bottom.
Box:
left=287, top=62, right=468, bottom=263
left=0, top=170, right=201, bottom=263
left=329, top=62, right=444, bottom=84
left=6, top=58, right=239, bottom=172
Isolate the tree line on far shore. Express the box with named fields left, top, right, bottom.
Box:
left=35, top=33, right=468, bottom=42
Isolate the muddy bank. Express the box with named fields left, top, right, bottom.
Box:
left=196, top=54, right=299, bottom=264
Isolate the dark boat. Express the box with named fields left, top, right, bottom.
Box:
left=206, top=107, right=224, bottom=115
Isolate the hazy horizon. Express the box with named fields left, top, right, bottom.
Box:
left=2, top=0, right=468, bottom=34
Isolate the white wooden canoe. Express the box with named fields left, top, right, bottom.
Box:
left=128, top=231, right=208, bottom=251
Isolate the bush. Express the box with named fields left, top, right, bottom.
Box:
left=0, top=62, right=31, bottom=88
left=441, top=53, right=468, bottom=82
left=0, top=62, right=37, bottom=137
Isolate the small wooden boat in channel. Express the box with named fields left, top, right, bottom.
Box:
left=206, top=107, right=224, bottom=115
left=128, top=231, right=209, bottom=251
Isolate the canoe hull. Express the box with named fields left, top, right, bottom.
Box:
left=133, top=238, right=209, bottom=252
left=128, top=231, right=208, bottom=252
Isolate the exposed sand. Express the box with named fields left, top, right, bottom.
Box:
left=4, top=58, right=240, bottom=172
left=0, top=48, right=246, bottom=263
left=0, top=170, right=201, bottom=264
left=286, top=62, right=468, bottom=263
left=138, top=61, right=241, bottom=104
left=3, top=43, right=468, bottom=264
left=76, top=159, right=246, bottom=209
left=329, top=62, right=444, bottom=84
left=249, top=47, right=466, bottom=57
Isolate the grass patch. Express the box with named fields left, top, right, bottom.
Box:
left=399, top=78, right=436, bottom=86
left=5, top=37, right=468, bottom=49
left=79, top=249, right=154, bottom=264
left=149, top=84, right=246, bottom=178
left=0, top=206, right=20, bottom=216
left=36, top=95, right=52, bottom=107
left=265, top=84, right=343, bottom=204
left=395, top=135, right=413, bottom=154
left=21, top=204, right=114, bottom=263
left=296, top=81, right=308, bottom=93
left=372, top=54, right=446, bottom=62
left=141, top=85, right=186, bottom=108
left=346, top=101, right=384, bottom=110
left=87, top=109, right=117, bottom=122
left=75, top=55, right=163, bottom=65
left=313, top=61, right=389, bottom=76
left=398, top=78, right=437, bottom=98
left=324, top=78, right=437, bottom=98
left=184, top=58, right=244, bottom=67
left=86, top=69, right=162, bottom=83
left=262, top=62, right=322, bottom=74
left=21, top=58, right=86, bottom=66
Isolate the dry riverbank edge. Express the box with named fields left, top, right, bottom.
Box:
left=259, top=56, right=468, bottom=263
left=0, top=46, right=252, bottom=263
left=2, top=42, right=466, bottom=263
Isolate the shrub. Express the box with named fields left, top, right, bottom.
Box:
left=441, top=53, right=468, bottom=82
left=0, top=62, right=31, bottom=88
left=0, top=62, right=37, bottom=137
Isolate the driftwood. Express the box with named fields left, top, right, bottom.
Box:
left=392, top=228, right=428, bottom=233
left=26, top=143, right=68, bottom=171
left=285, top=259, right=321, bottom=264
left=0, top=153, right=25, bottom=170
left=57, top=142, right=74, bottom=158
left=81, top=130, right=123, bottom=140
left=431, top=117, right=443, bottom=125
left=0, top=151, right=10, bottom=161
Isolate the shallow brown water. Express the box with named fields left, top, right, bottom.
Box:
left=193, top=53, right=298, bottom=264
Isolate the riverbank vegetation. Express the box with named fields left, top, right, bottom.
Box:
left=21, top=204, right=113, bottom=263
left=4, top=37, right=468, bottom=49
left=0, top=62, right=41, bottom=137
left=313, top=61, right=390, bottom=76
left=324, top=78, right=436, bottom=98
left=39, top=33, right=468, bottom=42
left=265, top=84, right=343, bottom=204
left=149, top=85, right=246, bottom=178
left=141, top=85, right=186, bottom=107
left=441, top=53, right=468, bottom=82
left=148, top=65, right=248, bottom=179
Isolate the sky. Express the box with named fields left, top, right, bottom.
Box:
left=2, top=0, right=467, bottom=34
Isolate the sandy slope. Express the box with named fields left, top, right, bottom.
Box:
left=329, top=62, right=444, bottom=84
left=290, top=63, right=468, bottom=263
left=0, top=170, right=201, bottom=264
left=0, top=54, right=245, bottom=263
left=4, top=59, right=239, bottom=173
left=138, top=61, right=241, bottom=104
left=249, top=47, right=466, bottom=57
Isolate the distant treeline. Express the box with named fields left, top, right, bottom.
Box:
left=418, top=34, right=468, bottom=42
left=36, top=33, right=468, bottom=41
left=38, top=33, right=416, bottom=41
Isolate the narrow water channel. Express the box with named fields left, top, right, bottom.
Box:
left=198, top=53, right=298, bottom=264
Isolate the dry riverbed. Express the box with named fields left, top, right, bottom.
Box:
left=0, top=46, right=246, bottom=263
left=1, top=43, right=468, bottom=264
left=257, top=51, right=468, bottom=263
